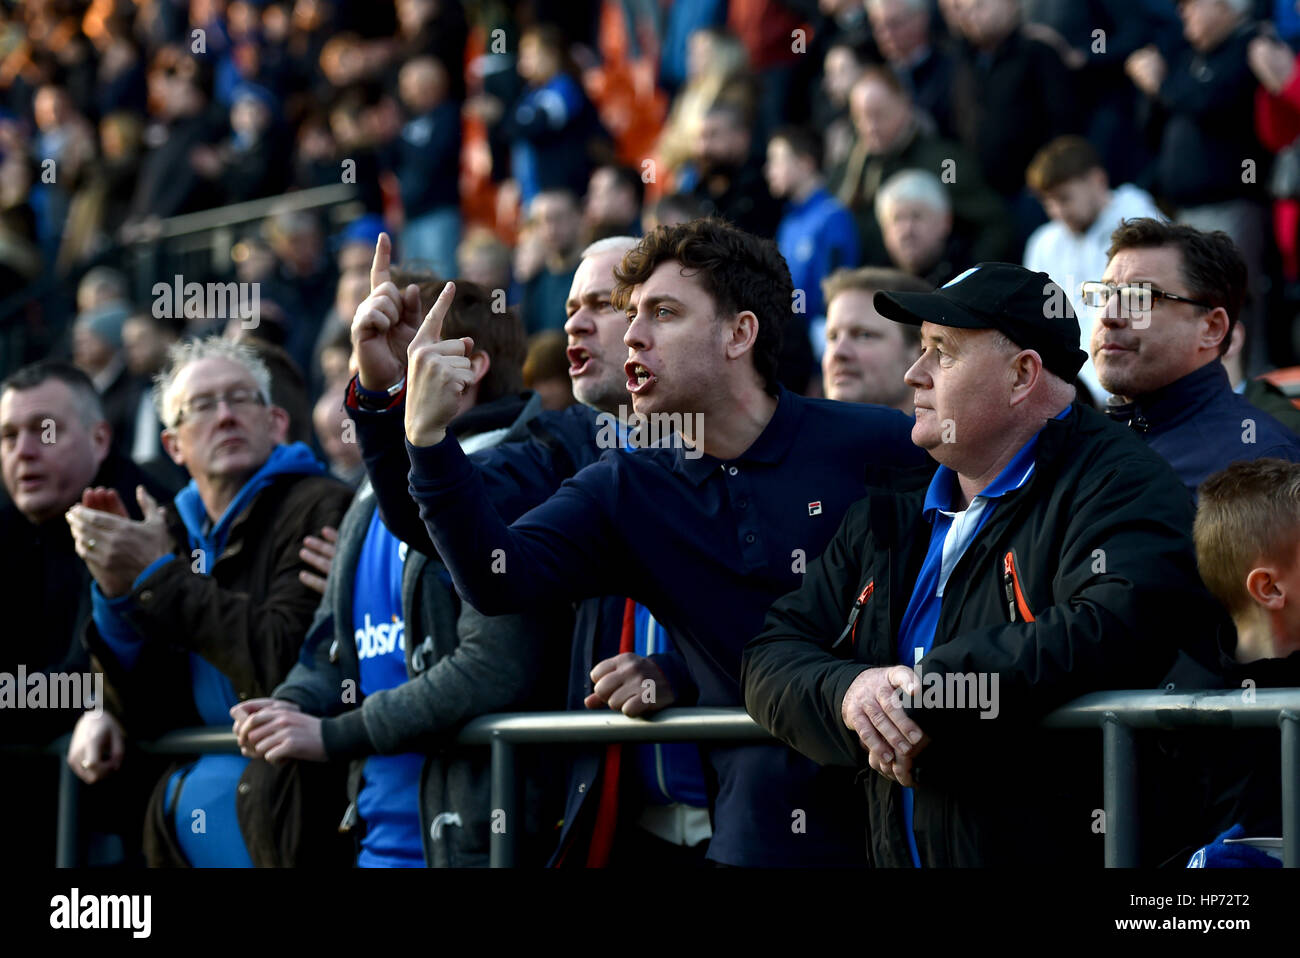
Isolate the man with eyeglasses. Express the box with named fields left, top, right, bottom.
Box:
left=1085, top=217, right=1300, bottom=499
left=64, top=337, right=353, bottom=867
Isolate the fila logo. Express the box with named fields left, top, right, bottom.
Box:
left=808, top=501, right=822, bottom=516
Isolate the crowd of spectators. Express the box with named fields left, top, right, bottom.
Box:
left=4, top=0, right=1300, bottom=870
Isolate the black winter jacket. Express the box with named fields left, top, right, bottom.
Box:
left=743, top=404, right=1228, bottom=866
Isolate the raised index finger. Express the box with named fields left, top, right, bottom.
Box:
left=370, top=232, right=392, bottom=292
left=411, top=281, right=456, bottom=346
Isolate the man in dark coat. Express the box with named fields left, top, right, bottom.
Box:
left=742, top=263, right=1227, bottom=866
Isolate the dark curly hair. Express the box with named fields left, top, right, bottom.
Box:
left=611, top=218, right=791, bottom=395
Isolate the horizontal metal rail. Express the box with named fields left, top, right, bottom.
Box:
left=7, top=691, right=1298, bottom=868
left=128, top=184, right=361, bottom=242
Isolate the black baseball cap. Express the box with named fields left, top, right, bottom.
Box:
left=873, top=263, right=1087, bottom=382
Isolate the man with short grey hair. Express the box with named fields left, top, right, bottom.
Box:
left=875, top=169, right=970, bottom=286
left=744, top=262, right=1225, bottom=866
left=65, top=336, right=352, bottom=867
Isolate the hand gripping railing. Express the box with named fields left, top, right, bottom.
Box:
left=9, top=689, right=1300, bottom=868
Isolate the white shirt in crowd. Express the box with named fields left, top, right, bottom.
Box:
left=1023, top=183, right=1164, bottom=403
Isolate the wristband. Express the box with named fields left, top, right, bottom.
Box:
left=355, top=376, right=405, bottom=409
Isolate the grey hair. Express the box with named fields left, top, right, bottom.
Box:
left=581, top=236, right=639, bottom=259
left=154, top=336, right=272, bottom=428
left=875, top=168, right=951, bottom=222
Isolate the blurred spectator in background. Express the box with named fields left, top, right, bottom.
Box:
left=312, top=383, right=363, bottom=487
left=584, top=164, right=644, bottom=240
left=655, top=26, right=756, bottom=187
left=813, top=34, right=869, bottom=173
left=1024, top=136, right=1164, bottom=402
left=30, top=83, right=95, bottom=265
left=832, top=66, right=1014, bottom=266
left=875, top=168, right=970, bottom=287
left=726, top=0, right=809, bottom=142
left=308, top=268, right=369, bottom=400
left=291, top=108, right=337, bottom=191
left=457, top=227, right=514, bottom=301
left=336, top=216, right=387, bottom=276
left=122, top=48, right=223, bottom=236
left=1127, top=0, right=1269, bottom=373
left=643, top=192, right=707, bottom=233
left=1091, top=218, right=1300, bottom=497
left=121, top=310, right=189, bottom=491
left=393, top=0, right=468, bottom=102
left=57, top=112, right=145, bottom=272
left=0, top=361, right=174, bottom=865
left=326, top=89, right=387, bottom=215
left=72, top=300, right=145, bottom=459
left=1020, top=0, right=1170, bottom=187
left=658, top=0, right=728, bottom=96
left=517, top=189, right=583, bottom=334
left=866, top=0, right=956, bottom=138
left=264, top=208, right=335, bottom=334
left=820, top=266, right=930, bottom=411
left=67, top=337, right=352, bottom=867
left=523, top=329, right=577, bottom=410
left=1249, top=18, right=1300, bottom=363
left=949, top=0, right=1077, bottom=242
left=1222, top=318, right=1300, bottom=433
left=687, top=103, right=781, bottom=237
left=189, top=82, right=291, bottom=205
left=317, top=325, right=354, bottom=396
left=497, top=24, right=607, bottom=207
left=393, top=55, right=461, bottom=279
left=767, top=125, right=859, bottom=330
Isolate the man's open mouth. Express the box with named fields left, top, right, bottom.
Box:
left=567, top=346, right=592, bottom=376
left=625, top=359, right=657, bottom=394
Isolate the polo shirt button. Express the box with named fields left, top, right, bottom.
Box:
left=745, top=533, right=755, bottom=543
left=139, top=590, right=154, bottom=603
left=577, top=783, right=586, bottom=793
left=728, top=466, right=738, bottom=476
left=237, top=783, right=251, bottom=796
left=738, top=499, right=747, bottom=508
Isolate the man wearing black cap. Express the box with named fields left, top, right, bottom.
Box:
left=742, top=262, right=1227, bottom=866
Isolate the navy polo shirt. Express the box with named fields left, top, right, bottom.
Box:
left=408, top=386, right=930, bottom=866
left=894, top=408, right=1067, bottom=866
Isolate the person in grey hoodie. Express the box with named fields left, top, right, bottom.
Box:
left=231, top=277, right=569, bottom=867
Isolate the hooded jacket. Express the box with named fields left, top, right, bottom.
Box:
left=743, top=403, right=1229, bottom=866
left=273, top=393, right=570, bottom=866
left=84, top=441, right=353, bottom=867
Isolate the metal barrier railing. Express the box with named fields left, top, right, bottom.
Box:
left=9, top=690, right=1300, bottom=868
left=121, top=182, right=362, bottom=309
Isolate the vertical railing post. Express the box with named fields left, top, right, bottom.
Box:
left=1281, top=711, right=1300, bottom=868
left=55, top=760, right=81, bottom=868
left=1102, top=714, right=1138, bottom=868
left=489, top=734, right=518, bottom=868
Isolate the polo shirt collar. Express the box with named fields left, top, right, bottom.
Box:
left=673, top=386, right=801, bottom=485
left=921, top=408, right=1066, bottom=521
